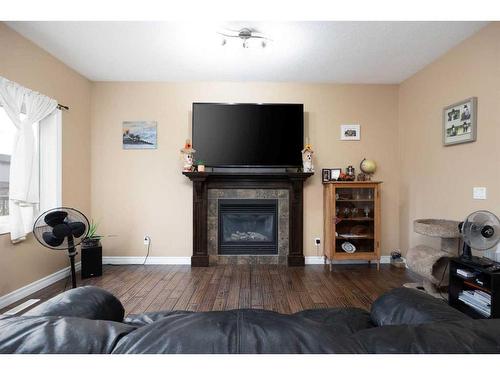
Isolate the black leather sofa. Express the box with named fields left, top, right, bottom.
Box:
left=1, top=286, right=499, bottom=354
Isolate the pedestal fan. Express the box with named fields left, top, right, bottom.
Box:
left=459, top=210, right=500, bottom=268
left=33, top=208, right=89, bottom=288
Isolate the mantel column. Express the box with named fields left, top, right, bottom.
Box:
left=288, top=178, right=305, bottom=266
left=191, top=177, right=209, bottom=266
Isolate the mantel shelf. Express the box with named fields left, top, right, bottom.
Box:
left=182, top=171, right=314, bottom=181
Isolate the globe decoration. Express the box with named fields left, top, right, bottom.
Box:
left=359, top=158, right=377, bottom=180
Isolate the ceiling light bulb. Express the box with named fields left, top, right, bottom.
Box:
left=221, top=38, right=226, bottom=46
left=261, top=40, right=266, bottom=48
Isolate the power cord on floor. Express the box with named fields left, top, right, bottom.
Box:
left=437, top=240, right=461, bottom=302
left=143, top=237, right=151, bottom=265
left=437, top=261, right=449, bottom=302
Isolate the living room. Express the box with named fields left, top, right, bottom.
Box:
left=1, top=0, right=500, bottom=370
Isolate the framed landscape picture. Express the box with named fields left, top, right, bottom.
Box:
left=443, top=97, right=477, bottom=146
left=123, top=121, right=158, bottom=149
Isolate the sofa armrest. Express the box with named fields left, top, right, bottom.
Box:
left=371, top=287, right=470, bottom=326
left=23, top=286, right=125, bottom=322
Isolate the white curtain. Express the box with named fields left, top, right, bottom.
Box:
left=0, top=77, right=57, bottom=242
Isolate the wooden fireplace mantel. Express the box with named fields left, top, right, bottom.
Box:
left=183, top=171, right=314, bottom=267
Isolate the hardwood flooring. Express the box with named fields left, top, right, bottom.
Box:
left=1, top=264, right=419, bottom=316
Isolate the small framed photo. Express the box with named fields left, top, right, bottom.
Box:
left=340, top=124, right=360, bottom=141
left=443, top=97, right=477, bottom=146
left=322, top=169, right=330, bottom=183
left=330, top=168, right=342, bottom=181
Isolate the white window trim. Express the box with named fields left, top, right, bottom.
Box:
left=0, top=109, right=62, bottom=235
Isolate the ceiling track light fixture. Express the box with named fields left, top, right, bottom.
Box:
left=218, top=28, right=271, bottom=48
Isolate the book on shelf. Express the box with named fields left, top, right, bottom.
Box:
left=464, top=290, right=491, bottom=304
left=456, top=269, right=476, bottom=278
left=458, top=290, right=491, bottom=317
left=458, top=296, right=490, bottom=317
left=460, top=291, right=491, bottom=306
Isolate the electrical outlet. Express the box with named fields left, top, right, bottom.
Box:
left=473, top=187, right=487, bottom=200
left=143, top=236, right=151, bottom=245
left=314, top=237, right=321, bottom=246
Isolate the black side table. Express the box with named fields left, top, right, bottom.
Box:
left=449, top=257, right=500, bottom=319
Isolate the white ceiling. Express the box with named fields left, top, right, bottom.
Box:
left=6, top=21, right=488, bottom=83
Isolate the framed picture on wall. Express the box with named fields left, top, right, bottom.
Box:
left=122, top=121, right=158, bottom=149
left=443, top=97, right=477, bottom=146
left=340, top=124, right=361, bottom=141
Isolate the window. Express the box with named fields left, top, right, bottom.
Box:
left=0, top=109, right=17, bottom=233
left=0, top=107, right=61, bottom=235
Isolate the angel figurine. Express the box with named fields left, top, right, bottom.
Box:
left=301, top=144, right=314, bottom=172
left=180, top=139, right=196, bottom=172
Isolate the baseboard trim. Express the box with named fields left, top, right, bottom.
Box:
left=102, top=256, right=191, bottom=265
left=103, top=256, right=396, bottom=266
left=305, top=255, right=394, bottom=265
left=0, top=262, right=81, bottom=310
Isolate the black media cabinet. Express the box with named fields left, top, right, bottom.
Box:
left=449, top=257, right=500, bottom=319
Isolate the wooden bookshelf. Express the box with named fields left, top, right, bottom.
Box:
left=323, top=181, right=382, bottom=270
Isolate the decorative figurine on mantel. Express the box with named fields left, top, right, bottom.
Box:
left=301, top=144, right=314, bottom=172
left=345, top=165, right=356, bottom=181
left=180, top=139, right=196, bottom=172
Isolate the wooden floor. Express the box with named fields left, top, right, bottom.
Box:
left=1, top=264, right=419, bottom=316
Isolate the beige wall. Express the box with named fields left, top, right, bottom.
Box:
left=91, top=82, right=400, bottom=258
left=398, top=22, right=500, bottom=254
left=0, top=23, right=91, bottom=296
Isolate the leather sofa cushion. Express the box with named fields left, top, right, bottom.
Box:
left=0, top=315, right=135, bottom=354
left=293, top=308, right=374, bottom=334
left=113, top=309, right=368, bottom=354
left=125, top=307, right=374, bottom=333
left=371, top=287, right=470, bottom=326
left=23, top=286, right=125, bottom=322
left=352, top=319, right=500, bottom=354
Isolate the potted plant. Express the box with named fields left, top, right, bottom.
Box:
left=82, top=220, right=102, bottom=249
left=195, top=160, right=206, bottom=172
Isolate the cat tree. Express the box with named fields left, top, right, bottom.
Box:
left=405, top=219, right=461, bottom=294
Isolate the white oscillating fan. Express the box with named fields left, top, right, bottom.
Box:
left=459, top=210, right=500, bottom=269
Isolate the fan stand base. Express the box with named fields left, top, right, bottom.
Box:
left=460, top=243, right=494, bottom=268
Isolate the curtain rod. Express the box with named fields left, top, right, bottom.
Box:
left=57, top=103, right=69, bottom=111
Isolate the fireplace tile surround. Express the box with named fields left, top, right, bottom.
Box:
left=183, top=171, right=313, bottom=267
left=208, top=189, right=289, bottom=265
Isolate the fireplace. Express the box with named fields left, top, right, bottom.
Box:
left=218, top=199, right=278, bottom=255
left=182, top=171, right=313, bottom=266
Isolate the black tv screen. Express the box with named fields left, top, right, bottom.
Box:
left=192, top=103, right=304, bottom=167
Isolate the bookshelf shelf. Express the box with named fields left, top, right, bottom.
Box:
left=449, top=258, right=500, bottom=319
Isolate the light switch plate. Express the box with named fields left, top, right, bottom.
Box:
left=473, top=187, right=487, bottom=200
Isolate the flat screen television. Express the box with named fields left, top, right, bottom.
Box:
left=192, top=103, right=304, bottom=168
